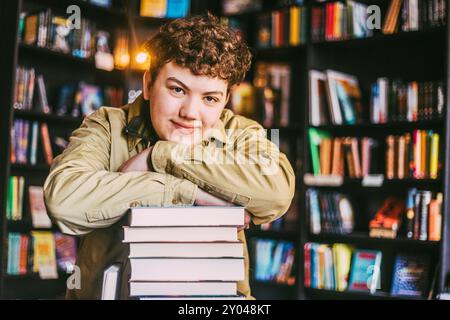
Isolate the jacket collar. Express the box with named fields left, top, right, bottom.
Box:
left=123, top=94, right=229, bottom=152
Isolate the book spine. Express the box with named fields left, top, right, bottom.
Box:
left=413, top=191, right=421, bottom=240
left=386, top=135, right=395, bottom=179
left=40, top=123, right=53, bottom=165
left=419, top=191, right=432, bottom=240
left=406, top=188, right=417, bottom=239
left=428, top=192, right=442, bottom=241
left=429, top=133, right=439, bottom=179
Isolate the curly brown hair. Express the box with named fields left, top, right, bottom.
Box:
left=143, top=12, right=252, bottom=90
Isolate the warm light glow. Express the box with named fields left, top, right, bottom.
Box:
left=135, top=51, right=149, bottom=64
left=117, top=53, right=130, bottom=68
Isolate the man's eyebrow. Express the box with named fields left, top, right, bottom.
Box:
left=167, top=77, right=224, bottom=97
left=203, top=91, right=224, bottom=97
left=166, top=77, right=189, bottom=91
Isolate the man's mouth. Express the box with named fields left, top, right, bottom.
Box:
left=171, top=120, right=201, bottom=133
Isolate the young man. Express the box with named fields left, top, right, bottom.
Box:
left=44, top=13, right=295, bottom=299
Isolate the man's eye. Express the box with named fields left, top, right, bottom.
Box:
left=204, top=96, right=218, bottom=103
left=170, top=87, right=185, bottom=94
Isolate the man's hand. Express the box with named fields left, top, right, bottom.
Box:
left=118, top=147, right=153, bottom=173
left=195, top=188, right=251, bottom=231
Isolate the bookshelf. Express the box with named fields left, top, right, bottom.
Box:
left=0, top=0, right=213, bottom=299
left=218, top=0, right=449, bottom=300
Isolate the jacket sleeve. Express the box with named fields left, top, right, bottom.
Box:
left=44, top=108, right=198, bottom=236
left=150, top=121, right=296, bottom=225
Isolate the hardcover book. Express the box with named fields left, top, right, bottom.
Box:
left=391, top=253, right=430, bottom=297
left=348, top=249, right=382, bottom=293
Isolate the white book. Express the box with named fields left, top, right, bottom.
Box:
left=130, top=258, right=245, bottom=281
left=128, top=206, right=244, bottom=227
left=123, top=226, right=238, bottom=243
left=309, top=70, right=327, bottom=126
left=101, top=264, right=121, bottom=300
left=129, top=242, right=243, bottom=258
left=130, top=281, right=237, bottom=297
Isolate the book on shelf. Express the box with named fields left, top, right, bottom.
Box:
left=40, top=123, right=53, bottom=165
left=383, top=0, right=447, bottom=34
left=19, top=9, right=97, bottom=59
left=371, top=79, right=445, bottom=123
left=166, top=0, right=190, bottom=18
left=308, top=129, right=379, bottom=178
left=7, top=176, right=25, bottom=221
left=255, top=4, right=308, bottom=48
left=404, top=189, right=442, bottom=241
left=348, top=249, right=382, bottom=293
left=10, top=119, right=55, bottom=166
left=304, top=242, right=354, bottom=291
left=29, top=186, right=52, bottom=228
left=369, top=197, right=405, bottom=239
left=385, top=130, right=441, bottom=180
left=253, top=239, right=296, bottom=285
left=309, top=70, right=330, bottom=126
left=90, top=0, right=113, bottom=8
left=391, top=253, right=431, bottom=297
left=306, top=188, right=355, bottom=235
left=308, top=69, right=364, bottom=125
left=128, top=206, right=245, bottom=227
left=140, top=0, right=190, bottom=18
left=54, top=232, right=77, bottom=273
left=311, top=0, right=374, bottom=42
left=254, top=62, right=291, bottom=127
left=7, top=231, right=77, bottom=278
left=222, top=0, right=262, bottom=15
left=311, top=0, right=447, bottom=42
left=31, top=231, right=58, bottom=279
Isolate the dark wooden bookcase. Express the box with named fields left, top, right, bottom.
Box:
left=217, top=0, right=450, bottom=300
left=0, top=0, right=212, bottom=299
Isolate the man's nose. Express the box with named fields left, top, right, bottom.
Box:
left=179, top=97, right=200, bottom=120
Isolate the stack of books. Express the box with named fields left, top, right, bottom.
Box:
left=118, top=206, right=246, bottom=300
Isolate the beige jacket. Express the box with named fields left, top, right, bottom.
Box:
left=44, top=94, right=296, bottom=299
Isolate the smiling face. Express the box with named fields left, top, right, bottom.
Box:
left=143, top=61, right=229, bottom=145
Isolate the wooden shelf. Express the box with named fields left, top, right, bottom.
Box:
left=254, top=45, right=307, bottom=59
left=19, top=44, right=125, bottom=76
left=311, top=27, right=446, bottom=48
left=310, top=119, right=445, bottom=132
left=14, top=109, right=83, bottom=125
left=7, top=220, right=55, bottom=232
left=304, top=174, right=442, bottom=188
left=10, top=163, right=51, bottom=172
left=304, top=288, right=427, bottom=300
left=246, top=229, right=298, bottom=241
left=132, top=14, right=171, bottom=25
left=3, top=272, right=69, bottom=281
left=31, top=0, right=127, bottom=21
left=309, top=232, right=441, bottom=249
left=251, top=279, right=296, bottom=289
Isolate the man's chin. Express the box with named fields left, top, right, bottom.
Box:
left=167, top=134, right=202, bottom=146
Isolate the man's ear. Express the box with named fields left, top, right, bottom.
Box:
left=143, top=71, right=151, bottom=100
left=225, top=88, right=231, bottom=106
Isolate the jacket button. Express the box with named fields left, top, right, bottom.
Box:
left=130, top=201, right=139, bottom=207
